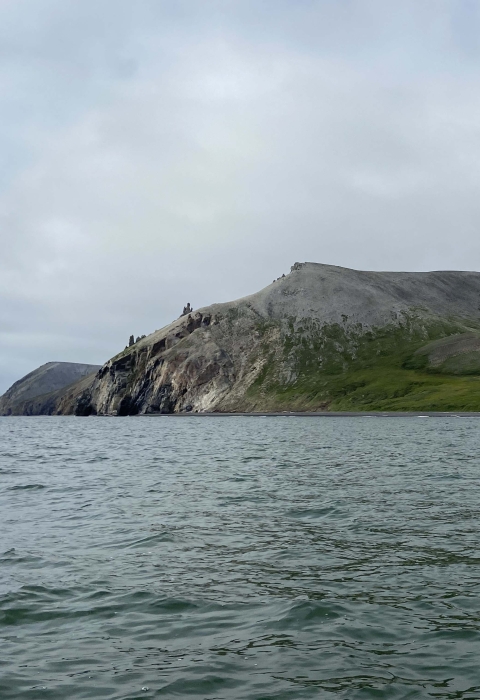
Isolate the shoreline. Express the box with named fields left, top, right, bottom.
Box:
left=4, top=411, right=480, bottom=418
left=141, top=411, right=480, bottom=418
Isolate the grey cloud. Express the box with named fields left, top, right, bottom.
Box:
left=2, top=1, right=480, bottom=391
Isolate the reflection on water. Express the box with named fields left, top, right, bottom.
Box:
left=1, top=416, right=480, bottom=699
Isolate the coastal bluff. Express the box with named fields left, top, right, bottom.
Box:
left=4, top=262, right=480, bottom=414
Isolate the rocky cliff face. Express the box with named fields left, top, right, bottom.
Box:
left=61, top=263, right=480, bottom=415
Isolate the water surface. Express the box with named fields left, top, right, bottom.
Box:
left=1, top=416, right=480, bottom=699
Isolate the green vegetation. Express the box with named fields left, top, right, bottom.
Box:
left=439, top=351, right=480, bottom=376
left=247, top=317, right=480, bottom=411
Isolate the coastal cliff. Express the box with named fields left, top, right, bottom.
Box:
left=62, top=262, right=480, bottom=414
left=4, top=263, right=480, bottom=415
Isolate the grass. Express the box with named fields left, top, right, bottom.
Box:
left=438, top=351, right=480, bottom=376
left=246, top=317, right=480, bottom=411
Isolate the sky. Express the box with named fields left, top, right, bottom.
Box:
left=2, top=0, right=480, bottom=393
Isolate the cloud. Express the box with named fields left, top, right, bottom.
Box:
left=2, top=0, right=480, bottom=391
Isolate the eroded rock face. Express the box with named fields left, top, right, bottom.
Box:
left=72, top=311, right=244, bottom=415
left=45, top=263, right=480, bottom=414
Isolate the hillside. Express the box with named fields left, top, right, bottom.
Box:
left=0, top=362, right=101, bottom=415
left=59, top=262, right=480, bottom=415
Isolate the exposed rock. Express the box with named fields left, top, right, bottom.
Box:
left=181, top=302, right=193, bottom=317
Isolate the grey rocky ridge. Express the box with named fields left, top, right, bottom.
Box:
left=4, top=262, right=480, bottom=415
left=0, top=362, right=101, bottom=415
left=63, top=262, right=480, bottom=414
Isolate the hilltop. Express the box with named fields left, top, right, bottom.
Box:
left=0, top=362, right=101, bottom=416
left=62, top=262, right=480, bottom=415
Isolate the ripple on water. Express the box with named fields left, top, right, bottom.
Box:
left=1, top=415, right=480, bottom=699
left=8, top=483, right=46, bottom=490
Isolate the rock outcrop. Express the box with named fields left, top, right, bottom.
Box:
left=180, top=303, right=193, bottom=317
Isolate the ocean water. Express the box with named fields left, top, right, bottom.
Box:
left=1, top=416, right=480, bottom=700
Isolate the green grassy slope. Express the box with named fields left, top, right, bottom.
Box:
left=247, top=317, right=480, bottom=411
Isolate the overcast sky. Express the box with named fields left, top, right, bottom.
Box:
left=2, top=0, right=480, bottom=392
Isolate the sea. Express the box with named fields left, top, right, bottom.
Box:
left=1, top=415, right=480, bottom=700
